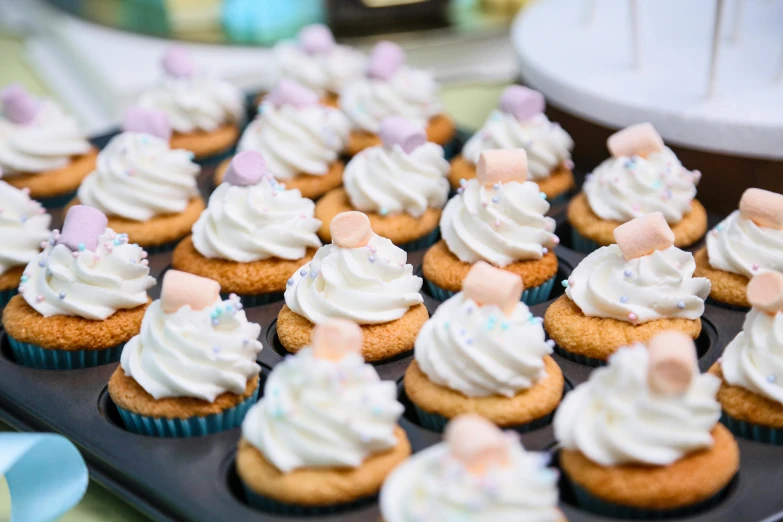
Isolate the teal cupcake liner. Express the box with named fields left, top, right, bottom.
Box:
left=242, top=485, right=374, bottom=516
left=196, top=146, right=235, bottom=167
left=398, top=228, right=440, bottom=252
left=553, top=344, right=606, bottom=367
left=570, top=228, right=601, bottom=254
left=549, top=191, right=570, bottom=206
left=721, top=412, right=783, bottom=445
left=116, top=386, right=259, bottom=438
left=569, top=478, right=729, bottom=519
left=220, top=292, right=283, bottom=307
left=37, top=191, right=77, bottom=210
left=426, top=275, right=555, bottom=306
left=706, top=297, right=750, bottom=313
left=7, top=336, right=124, bottom=370
left=144, top=238, right=184, bottom=255
left=414, top=403, right=554, bottom=433
left=0, top=287, right=17, bottom=310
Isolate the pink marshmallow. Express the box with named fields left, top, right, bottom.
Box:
left=330, top=211, right=373, bottom=248
left=499, top=85, right=545, bottom=122
left=445, top=414, right=511, bottom=475
left=266, top=79, right=319, bottom=109
left=122, top=106, right=172, bottom=141
left=58, top=205, right=108, bottom=253
left=606, top=123, right=665, bottom=158
left=647, top=331, right=697, bottom=396
left=299, top=24, right=335, bottom=55
left=311, top=318, right=363, bottom=361
left=160, top=270, right=221, bottom=314
left=476, top=149, right=528, bottom=186
left=739, top=188, right=783, bottom=230
left=1, top=84, right=39, bottom=125
left=747, top=271, right=783, bottom=314
left=379, top=117, right=426, bottom=154
left=367, top=41, right=405, bottom=81
left=161, top=46, right=196, bottom=78
left=462, top=261, right=523, bottom=316
left=224, top=151, right=266, bottom=186
left=613, top=213, right=674, bottom=260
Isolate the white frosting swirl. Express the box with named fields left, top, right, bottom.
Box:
left=0, top=101, right=92, bottom=174
left=21, top=229, right=155, bottom=320
left=274, top=42, right=366, bottom=96
left=339, top=67, right=442, bottom=134
left=721, top=308, right=783, bottom=405
left=415, top=292, right=552, bottom=397
left=706, top=210, right=783, bottom=278
left=584, top=147, right=700, bottom=225
left=566, top=244, right=710, bottom=323
left=237, top=103, right=350, bottom=180
left=120, top=297, right=262, bottom=402
left=77, top=132, right=200, bottom=222
left=241, top=348, right=403, bottom=472
left=555, top=344, right=721, bottom=466
left=284, top=235, right=423, bottom=325
left=343, top=143, right=449, bottom=218
left=380, top=442, right=560, bottom=522
left=138, top=73, right=243, bottom=133
left=192, top=178, right=322, bottom=262
left=440, top=179, right=558, bottom=267
left=0, top=181, right=50, bottom=274
left=462, top=111, right=573, bottom=180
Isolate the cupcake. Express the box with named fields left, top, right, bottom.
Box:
left=272, top=24, right=365, bottom=107
left=315, top=117, right=449, bottom=251
left=3, top=205, right=155, bottom=369
left=237, top=319, right=411, bottom=514
left=138, top=47, right=244, bottom=160
left=406, top=261, right=563, bottom=432
left=109, top=270, right=263, bottom=437
left=380, top=414, right=565, bottom=522
left=340, top=41, right=455, bottom=156
left=451, top=86, right=574, bottom=202
left=567, top=123, right=707, bottom=253
left=555, top=333, right=739, bottom=518
left=423, top=149, right=559, bottom=305
left=73, top=107, right=204, bottom=252
left=695, top=188, right=783, bottom=309
left=0, top=170, right=51, bottom=309
left=215, top=80, right=350, bottom=199
left=278, top=211, right=428, bottom=362
left=709, top=272, right=783, bottom=443
left=544, top=212, right=710, bottom=365
left=0, top=84, right=97, bottom=207
left=172, top=151, right=322, bottom=306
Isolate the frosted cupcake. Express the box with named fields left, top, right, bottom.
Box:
left=173, top=151, right=322, bottom=306
left=3, top=205, right=155, bottom=369
left=406, top=262, right=563, bottom=432
left=315, top=117, right=449, bottom=251
left=555, top=334, right=739, bottom=518
left=451, top=86, right=574, bottom=202
left=545, top=213, right=711, bottom=365
left=109, top=270, right=263, bottom=437
left=0, top=171, right=51, bottom=308
left=340, top=41, right=455, bottom=156
left=380, top=414, right=565, bottom=522
left=73, top=107, right=204, bottom=252
left=237, top=319, right=410, bottom=515
left=0, top=84, right=96, bottom=206
left=568, top=123, right=707, bottom=253
left=695, top=188, right=783, bottom=309
left=216, top=80, right=350, bottom=199
left=424, top=149, right=559, bottom=305
left=273, top=24, right=365, bottom=107
left=709, top=272, right=783, bottom=443
left=278, top=211, right=428, bottom=362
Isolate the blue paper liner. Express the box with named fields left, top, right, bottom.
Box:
left=570, top=228, right=601, bottom=254
left=116, top=386, right=259, bottom=438
left=220, top=291, right=284, bottom=308
left=398, top=228, right=441, bottom=252
left=7, top=336, right=124, bottom=370
left=553, top=344, right=606, bottom=368
left=37, top=191, right=77, bottom=210
left=426, top=275, right=555, bottom=306
left=242, top=485, right=374, bottom=516
left=414, top=404, right=554, bottom=434
left=196, top=146, right=235, bottom=167
left=720, top=412, right=783, bottom=445
left=549, top=191, right=570, bottom=206
left=569, top=478, right=729, bottom=519
left=0, top=287, right=18, bottom=311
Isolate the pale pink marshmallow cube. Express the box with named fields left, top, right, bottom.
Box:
left=606, top=123, right=665, bottom=158
left=160, top=270, right=221, bottom=314
left=331, top=211, right=373, bottom=248
left=367, top=41, right=405, bottom=81
left=312, top=318, right=363, bottom=361
left=476, top=149, right=528, bottom=186
left=647, top=331, right=697, bottom=395
left=747, top=271, right=783, bottom=314
left=613, top=212, right=674, bottom=260
left=739, top=188, right=783, bottom=230
left=499, top=85, right=545, bottom=122
left=445, top=414, right=511, bottom=475
left=462, top=261, right=523, bottom=316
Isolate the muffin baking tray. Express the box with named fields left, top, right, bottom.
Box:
left=0, top=136, right=781, bottom=522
